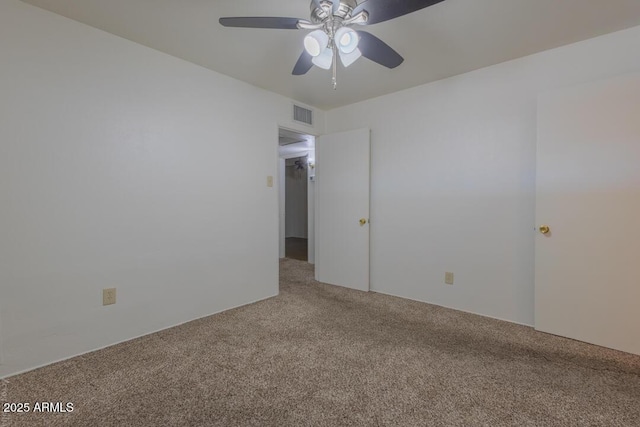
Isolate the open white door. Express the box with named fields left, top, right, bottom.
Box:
left=316, top=128, right=370, bottom=291
left=535, top=73, right=640, bottom=355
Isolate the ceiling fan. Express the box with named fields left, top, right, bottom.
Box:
left=220, top=0, right=446, bottom=88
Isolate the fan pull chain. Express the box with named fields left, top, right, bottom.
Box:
left=332, top=43, right=338, bottom=89
left=328, top=9, right=338, bottom=90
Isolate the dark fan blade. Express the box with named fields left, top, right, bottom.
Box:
left=354, top=0, right=446, bottom=25
left=219, top=17, right=302, bottom=29
left=292, top=51, right=314, bottom=75
left=356, top=31, right=404, bottom=68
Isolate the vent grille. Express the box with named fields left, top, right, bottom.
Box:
left=293, top=104, right=313, bottom=126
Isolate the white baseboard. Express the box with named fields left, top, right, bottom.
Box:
left=371, top=289, right=534, bottom=328
left=0, top=293, right=278, bottom=380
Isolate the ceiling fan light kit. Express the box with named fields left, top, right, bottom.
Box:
left=312, top=47, right=334, bottom=70
left=335, top=27, right=359, bottom=54
left=304, top=30, right=329, bottom=57
left=220, top=0, right=446, bottom=88
left=340, top=48, right=362, bottom=67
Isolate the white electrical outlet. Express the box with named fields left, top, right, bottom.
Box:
left=445, top=272, right=454, bottom=285
left=103, top=288, right=116, bottom=306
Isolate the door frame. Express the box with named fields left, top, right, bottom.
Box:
left=277, top=125, right=317, bottom=263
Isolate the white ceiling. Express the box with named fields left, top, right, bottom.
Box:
left=21, top=0, right=640, bottom=110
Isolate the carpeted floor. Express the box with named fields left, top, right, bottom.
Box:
left=2, top=258, right=640, bottom=426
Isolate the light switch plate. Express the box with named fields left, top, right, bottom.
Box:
left=267, top=176, right=274, bottom=187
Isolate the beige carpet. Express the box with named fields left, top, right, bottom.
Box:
left=2, top=258, right=640, bottom=426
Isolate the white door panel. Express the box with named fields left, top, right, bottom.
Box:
left=316, top=128, right=370, bottom=291
left=535, top=73, right=640, bottom=355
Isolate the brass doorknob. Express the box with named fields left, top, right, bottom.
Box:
left=539, top=225, right=551, bottom=235
left=359, top=218, right=367, bottom=226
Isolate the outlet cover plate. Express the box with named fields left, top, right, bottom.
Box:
left=103, top=288, right=116, bottom=306
left=445, top=272, right=454, bottom=285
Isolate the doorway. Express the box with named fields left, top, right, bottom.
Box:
left=278, top=127, right=315, bottom=263
left=278, top=126, right=371, bottom=293
left=285, top=155, right=308, bottom=260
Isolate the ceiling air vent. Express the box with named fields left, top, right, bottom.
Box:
left=293, top=104, right=313, bottom=126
